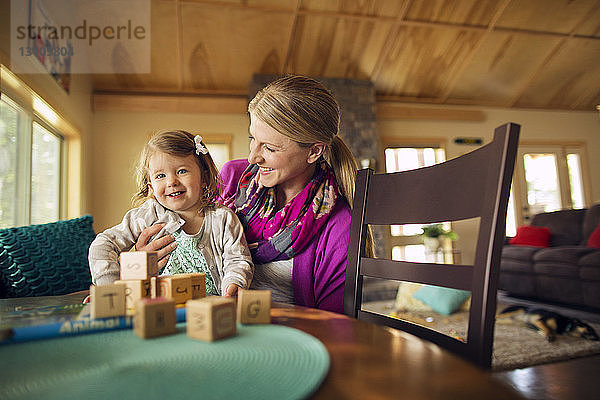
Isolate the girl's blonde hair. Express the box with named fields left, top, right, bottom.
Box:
left=248, top=75, right=374, bottom=256
left=133, top=130, right=220, bottom=209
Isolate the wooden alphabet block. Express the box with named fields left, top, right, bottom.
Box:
left=119, top=251, right=158, bottom=280
left=237, top=289, right=271, bottom=324
left=133, top=297, right=176, bottom=339
left=90, top=283, right=126, bottom=319
left=186, top=297, right=236, bottom=342
left=150, top=276, right=160, bottom=298
left=158, top=275, right=193, bottom=304
left=180, top=273, right=206, bottom=299
left=115, top=279, right=151, bottom=315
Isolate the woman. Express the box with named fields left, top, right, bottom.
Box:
left=137, top=75, right=364, bottom=313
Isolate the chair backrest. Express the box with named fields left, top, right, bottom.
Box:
left=344, top=123, right=520, bottom=369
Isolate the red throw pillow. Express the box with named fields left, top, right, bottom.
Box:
left=587, top=223, right=600, bottom=249
left=509, top=225, right=551, bottom=247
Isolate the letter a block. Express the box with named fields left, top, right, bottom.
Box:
left=237, top=289, right=272, bottom=324
left=133, top=297, right=176, bottom=339
left=186, top=297, right=236, bottom=342
left=115, top=279, right=151, bottom=315
left=90, top=283, right=126, bottom=319
left=119, top=251, right=158, bottom=280
left=158, top=275, right=193, bottom=304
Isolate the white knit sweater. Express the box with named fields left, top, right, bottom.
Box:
left=88, top=199, right=253, bottom=295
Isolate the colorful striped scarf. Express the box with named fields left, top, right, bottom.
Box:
left=233, top=161, right=338, bottom=264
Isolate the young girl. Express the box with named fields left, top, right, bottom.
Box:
left=88, top=130, right=253, bottom=297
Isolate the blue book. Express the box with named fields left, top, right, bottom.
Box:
left=0, top=300, right=186, bottom=344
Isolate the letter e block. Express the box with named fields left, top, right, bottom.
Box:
left=133, top=297, right=176, bottom=339
left=90, top=283, right=126, bottom=319
left=186, top=297, right=236, bottom=342
left=237, top=289, right=271, bottom=324
left=115, top=279, right=151, bottom=315
left=181, top=273, right=206, bottom=299
left=158, top=275, right=193, bottom=304
left=119, top=251, right=158, bottom=280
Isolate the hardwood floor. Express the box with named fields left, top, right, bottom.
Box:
left=363, top=292, right=600, bottom=399
left=492, top=354, right=600, bottom=400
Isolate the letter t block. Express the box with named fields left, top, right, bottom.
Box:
left=90, top=283, right=126, bottom=319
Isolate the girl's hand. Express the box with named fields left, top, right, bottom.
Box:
left=135, top=223, right=177, bottom=269
left=224, top=284, right=241, bottom=297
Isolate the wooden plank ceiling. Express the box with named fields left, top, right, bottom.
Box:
left=92, top=0, right=600, bottom=111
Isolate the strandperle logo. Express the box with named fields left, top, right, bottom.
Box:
left=10, top=0, right=150, bottom=74
left=15, top=19, right=147, bottom=46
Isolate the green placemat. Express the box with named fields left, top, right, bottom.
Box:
left=0, top=323, right=329, bottom=400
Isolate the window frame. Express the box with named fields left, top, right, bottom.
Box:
left=1, top=65, right=78, bottom=227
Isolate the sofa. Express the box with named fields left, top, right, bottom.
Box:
left=499, top=204, right=600, bottom=310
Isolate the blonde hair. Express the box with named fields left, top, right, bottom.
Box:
left=248, top=75, right=374, bottom=256
left=133, top=130, right=220, bottom=209
left=248, top=75, right=358, bottom=207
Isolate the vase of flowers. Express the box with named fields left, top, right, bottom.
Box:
left=421, top=224, right=458, bottom=252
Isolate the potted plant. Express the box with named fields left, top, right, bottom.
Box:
left=421, top=224, right=458, bottom=252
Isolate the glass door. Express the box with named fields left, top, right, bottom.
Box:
left=510, top=144, right=588, bottom=226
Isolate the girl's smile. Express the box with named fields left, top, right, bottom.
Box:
left=148, top=151, right=205, bottom=222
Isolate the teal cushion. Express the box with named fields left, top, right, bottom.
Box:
left=0, top=216, right=95, bottom=298
left=413, top=285, right=471, bottom=315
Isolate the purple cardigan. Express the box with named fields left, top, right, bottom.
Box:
left=220, top=159, right=350, bottom=314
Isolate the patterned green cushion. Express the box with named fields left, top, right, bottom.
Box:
left=0, top=216, right=95, bottom=298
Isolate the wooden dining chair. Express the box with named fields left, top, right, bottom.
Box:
left=344, top=122, right=520, bottom=369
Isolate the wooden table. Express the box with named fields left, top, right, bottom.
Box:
left=271, top=304, right=522, bottom=399
left=1, top=293, right=522, bottom=399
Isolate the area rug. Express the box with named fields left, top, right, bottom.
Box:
left=365, top=301, right=600, bottom=371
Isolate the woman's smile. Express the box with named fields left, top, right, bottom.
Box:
left=247, top=114, right=324, bottom=205
left=258, top=166, right=274, bottom=174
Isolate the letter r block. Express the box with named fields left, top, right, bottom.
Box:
left=115, top=279, right=151, bottom=315
left=133, top=297, right=176, bottom=339
left=119, top=251, right=158, bottom=280
left=90, top=283, right=126, bottom=319
left=186, top=297, right=236, bottom=342
left=237, top=289, right=271, bottom=324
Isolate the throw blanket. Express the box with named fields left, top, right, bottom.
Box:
left=233, top=161, right=338, bottom=264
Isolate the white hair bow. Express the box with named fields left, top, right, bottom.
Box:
left=194, top=135, right=209, bottom=155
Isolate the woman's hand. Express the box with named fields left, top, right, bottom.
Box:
left=224, top=284, right=241, bottom=297
left=135, top=223, right=177, bottom=270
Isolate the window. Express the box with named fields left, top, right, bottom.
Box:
left=201, top=134, right=232, bottom=172
left=31, top=122, right=62, bottom=224
left=1, top=68, right=67, bottom=228
left=381, top=139, right=447, bottom=262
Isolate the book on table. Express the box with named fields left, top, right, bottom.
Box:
left=0, top=291, right=132, bottom=344
left=0, top=291, right=187, bottom=344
